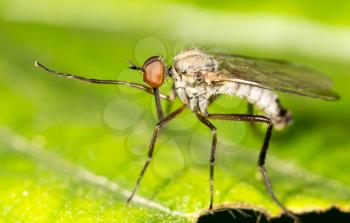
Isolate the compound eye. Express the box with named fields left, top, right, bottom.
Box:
left=143, top=57, right=165, bottom=88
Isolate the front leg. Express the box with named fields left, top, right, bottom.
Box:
left=153, top=88, right=164, bottom=120
left=35, top=61, right=171, bottom=100
left=35, top=61, right=175, bottom=122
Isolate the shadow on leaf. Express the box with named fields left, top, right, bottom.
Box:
left=198, top=207, right=350, bottom=223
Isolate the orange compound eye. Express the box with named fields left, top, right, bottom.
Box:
left=142, top=56, right=165, bottom=88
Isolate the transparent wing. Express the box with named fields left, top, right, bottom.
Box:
left=209, top=53, right=340, bottom=100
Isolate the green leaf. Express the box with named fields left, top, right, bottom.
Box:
left=0, top=127, right=190, bottom=223
left=0, top=4, right=350, bottom=222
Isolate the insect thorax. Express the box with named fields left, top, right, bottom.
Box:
left=171, top=49, right=292, bottom=129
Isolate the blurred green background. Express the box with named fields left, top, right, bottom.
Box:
left=0, top=1, right=350, bottom=222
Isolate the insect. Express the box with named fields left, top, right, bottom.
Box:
left=35, top=48, right=339, bottom=222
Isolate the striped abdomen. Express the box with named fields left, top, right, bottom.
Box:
left=216, top=82, right=292, bottom=129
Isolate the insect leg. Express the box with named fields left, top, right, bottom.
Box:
left=196, top=114, right=217, bottom=211
left=165, top=83, right=176, bottom=115
left=127, top=105, right=186, bottom=204
left=247, top=103, right=261, bottom=135
left=153, top=88, right=164, bottom=120
left=34, top=61, right=170, bottom=100
left=207, top=113, right=299, bottom=222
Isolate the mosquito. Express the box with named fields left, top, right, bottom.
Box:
left=35, top=48, right=339, bottom=222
